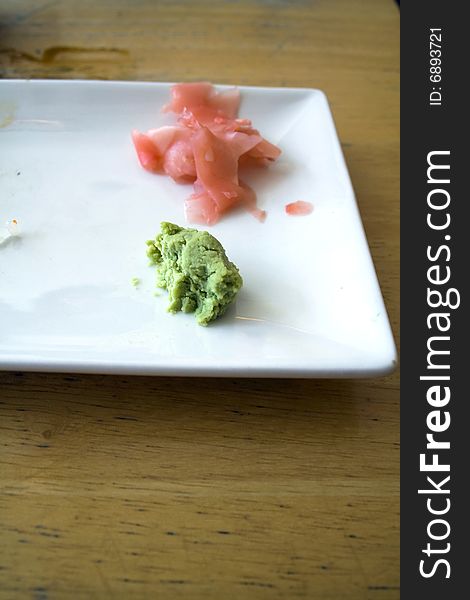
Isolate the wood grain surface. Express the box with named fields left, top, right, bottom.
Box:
left=0, top=1, right=400, bottom=598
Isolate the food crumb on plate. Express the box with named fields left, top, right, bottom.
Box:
left=0, top=218, right=19, bottom=245
left=7, top=219, right=19, bottom=234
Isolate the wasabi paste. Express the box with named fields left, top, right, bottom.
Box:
left=147, top=222, right=243, bottom=326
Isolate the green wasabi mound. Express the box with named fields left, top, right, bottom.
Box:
left=146, top=222, right=243, bottom=326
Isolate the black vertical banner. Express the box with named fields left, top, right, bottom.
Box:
left=401, top=2, right=467, bottom=598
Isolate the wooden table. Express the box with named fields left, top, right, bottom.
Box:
left=0, top=1, right=399, bottom=597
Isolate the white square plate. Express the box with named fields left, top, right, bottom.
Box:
left=0, top=79, right=396, bottom=377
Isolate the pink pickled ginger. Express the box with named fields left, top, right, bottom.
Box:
left=132, top=82, right=281, bottom=225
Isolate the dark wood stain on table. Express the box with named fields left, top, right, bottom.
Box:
left=0, top=0, right=399, bottom=598
left=0, top=45, right=129, bottom=64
